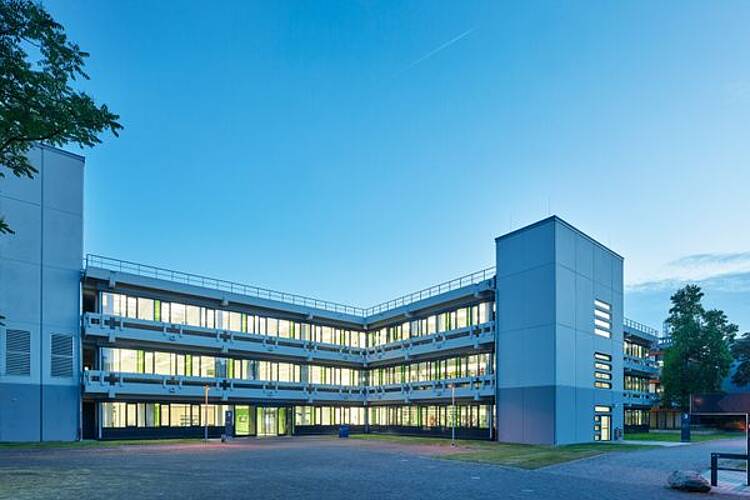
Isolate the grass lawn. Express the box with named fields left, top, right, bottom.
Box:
left=0, top=438, right=206, bottom=450
left=351, top=434, right=657, bottom=469
left=624, top=431, right=742, bottom=443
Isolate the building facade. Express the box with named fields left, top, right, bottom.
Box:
left=2, top=146, right=640, bottom=444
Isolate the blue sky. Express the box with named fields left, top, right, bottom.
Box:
left=47, top=1, right=750, bottom=331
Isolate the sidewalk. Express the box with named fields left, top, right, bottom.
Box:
left=619, top=439, right=689, bottom=447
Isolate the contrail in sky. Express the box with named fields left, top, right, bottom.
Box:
left=405, top=27, right=477, bottom=71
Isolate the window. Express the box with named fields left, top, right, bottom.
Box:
left=186, top=305, right=201, bottom=326
left=99, top=402, right=226, bottom=429
left=366, top=404, right=490, bottom=429
left=171, top=303, right=186, bottom=324
left=594, top=352, right=612, bottom=390
left=137, top=298, right=154, bottom=321
left=625, top=375, right=652, bottom=392
left=594, top=299, right=612, bottom=338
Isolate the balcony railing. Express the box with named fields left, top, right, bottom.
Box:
left=82, top=371, right=495, bottom=404
left=363, top=267, right=495, bottom=316
left=624, top=318, right=659, bottom=339
left=623, top=390, right=659, bottom=405
left=366, top=374, right=495, bottom=403
left=83, top=370, right=367, bottom=403
left=623, top=355, right=660, bottom=374
left=365, top=321, right=495, bottom=365
left=85, top=254, right=496, bottom=318
left=83, top=313, right=495, bottom=368
left=86, top=254, right=367, bottom=316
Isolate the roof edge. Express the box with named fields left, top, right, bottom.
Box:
left=495, top=215, right=623, bottom=260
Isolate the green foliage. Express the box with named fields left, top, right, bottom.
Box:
left=661, top=285, right=736, bottom=410
left=730, top=332, right=750, bottom=387
left=0, top=0, right=121, bottom=234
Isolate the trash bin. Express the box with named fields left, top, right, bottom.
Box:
left=338, top=425, right=350, bottom=438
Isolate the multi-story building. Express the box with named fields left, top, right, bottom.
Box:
left=2, top=146, right=630, bottom=444
left=622, top=319, right=660, bottom=432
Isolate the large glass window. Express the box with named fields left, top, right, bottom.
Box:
left=101, top=402, right=227, bottom=429
left=366, top=404, right=490, bottom=429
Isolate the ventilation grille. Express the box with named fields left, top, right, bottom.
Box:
left=6, top=329, right=31, bottom=376
left=51, top=334, right=73, bottom=378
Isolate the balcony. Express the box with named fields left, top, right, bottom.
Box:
left=82, top=370, right=495, bottom=406
left=83, top=370, right=367, bottom=404
left=623, top=356, right=659, bottom=376
left=365, top=321, right=495, bottom=367
left=84, top=313, right=495, bottom=369
left=623, top=318, right=659, bottom=343
left=623, top=390, right=659, bottom=407
left=366, top=374, right=496, bottom=404
left=83, top=313, right=366, bottom=368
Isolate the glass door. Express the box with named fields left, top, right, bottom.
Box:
left=257, top=407, right=277, bottom=437
left=278, top=407, right=287, bottom=435
left=594, top=405, right=612, bottom=441
left=600, top=415, right=611, bottom=441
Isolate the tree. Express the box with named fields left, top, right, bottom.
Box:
left=661, top=285, right=736, bottom=410
left=0, top=0, right=121, bottom=234
left=730, top=332, right=750, bottom=387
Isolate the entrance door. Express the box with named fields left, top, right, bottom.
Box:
left=594, top=405, right=612, bottom=441
left=599, top=415, right=611, bottom=440
left=257, top=407, right=277, bottom=437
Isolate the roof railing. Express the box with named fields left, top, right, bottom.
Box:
left=84, top=255, right=496, bottom=319
left=624, top=317, right=659, bottom=337
left=363, top=266, right=496, bottom=316
left=85, top=255, right=367, bottom=316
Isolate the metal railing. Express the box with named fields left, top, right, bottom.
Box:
left=624, top=318, right=659, bottom=337
left=363, top=267, right=495, bottom=316
left=623, top=390, right=659, bottom=404
left=86, top=254, right=368, bottom=316
left=85, top=255, right=496, bottom=319
left=711, top=452, right=749, bottom=487
left=623, top=355, right=659, bottom=372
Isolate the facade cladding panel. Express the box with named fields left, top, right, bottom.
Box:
left=496, top=217, right=624, bottom=445
left=1, top=146, right=641, bottom=444
left=0, top=145, right=83, bottom=442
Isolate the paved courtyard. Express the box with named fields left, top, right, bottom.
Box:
left=0, top=436, right=745, bottom=499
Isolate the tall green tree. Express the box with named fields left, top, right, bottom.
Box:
left=0, top=0, right=121, bottom=234
left=730, top=331, right=750, bottom=387
left=661, top=285, right=736, bottom=410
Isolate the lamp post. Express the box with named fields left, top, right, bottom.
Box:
left=450, top=383, right=456, bottom=447
left=204, top=385, right=209, bottom=443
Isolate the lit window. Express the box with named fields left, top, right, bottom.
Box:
left=594, top=299, right=612, bottom=338
left=594, top=300, right=611, bottom=311
left=594, top=352, right=612, bottom=362
left=594, top=352, right=612, bottom=390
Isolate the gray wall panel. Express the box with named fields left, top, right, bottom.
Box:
left=0, top=382, right=41, bottom=441
left=497, top=216, right=624, bottom=445
left=0, top=145, right=83, bottom=442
